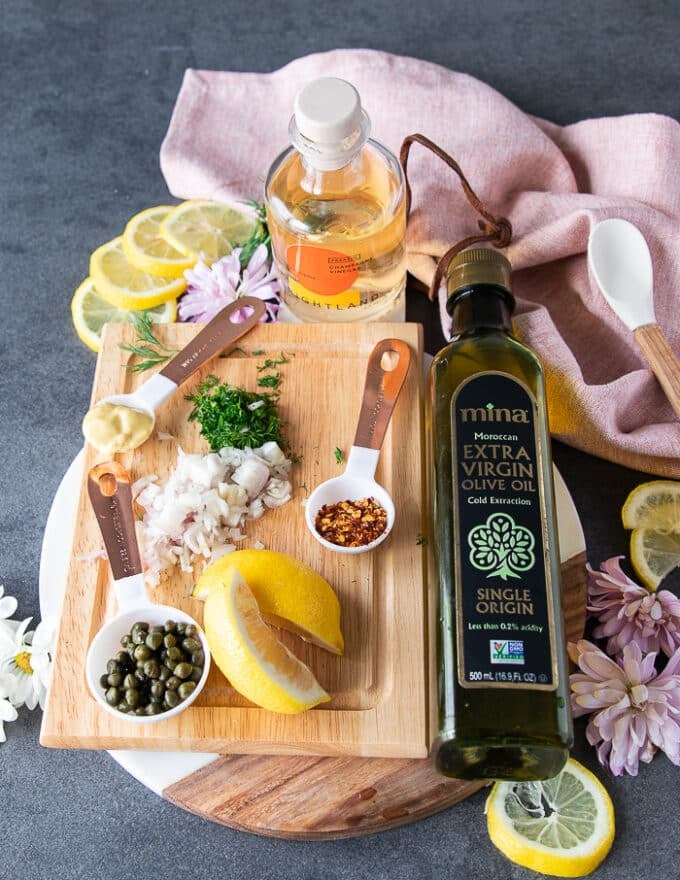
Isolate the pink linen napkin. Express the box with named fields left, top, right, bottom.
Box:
left=160, top=49, right=680, bottom=479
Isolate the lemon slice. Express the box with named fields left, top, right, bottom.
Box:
left=622, top=480, right=680, bottom=589
left=192, top=550, right=343, bottom=655
left=90, top=236, right=186, bottom=311
left=159, top=199, right=260, bottom=264
left=485, top=758, right=615, bottom=878
left=203, top=571, right=331, bottom=714
left=122, top=206, right=195, bottom=277
left=71, top=277, right=176, bottom=352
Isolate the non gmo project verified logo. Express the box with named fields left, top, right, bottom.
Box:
left=490, top=639, right=525, bottom=665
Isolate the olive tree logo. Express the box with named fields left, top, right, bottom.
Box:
left=468, top=513, right=535, bottom=581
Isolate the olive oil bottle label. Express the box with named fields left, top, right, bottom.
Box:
left=450, top=371, right=558, bottom=691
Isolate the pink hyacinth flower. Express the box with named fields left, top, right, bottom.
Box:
left=569, top=638, right=680, bottom=776
left=587, top=556, right=680, bottom=658
left=179, top=244, right=281, bottom=323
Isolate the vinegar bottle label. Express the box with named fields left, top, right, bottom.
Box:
left=286, top=244, right=361, bottom=307
left=450, top=371, right=559, bottom=690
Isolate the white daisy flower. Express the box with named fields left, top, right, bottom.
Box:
left=0, top=616, right=58, bottom=711
left=0, top=673, right=18, bottom=742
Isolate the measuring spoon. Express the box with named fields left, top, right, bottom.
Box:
left=85, top=461, right=210, bottom=723
left=588, top=218, right=680, bottom=418
left=82, top=296, right=266, bottom=454
left=305, top=338, right=411, bottom=554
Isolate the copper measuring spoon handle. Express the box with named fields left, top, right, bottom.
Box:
left=159, top=296, right=266, bottom=386
left=352, top=338, right=411, bottom=450
left=87, top=461, right=142, bottom=582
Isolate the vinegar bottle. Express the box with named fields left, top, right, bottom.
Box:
left=264, top=77, right=406, bottom=322
left=429, top=248, right=572, bottom=781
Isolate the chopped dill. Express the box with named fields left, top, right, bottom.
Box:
left=334, top=447, right=344, bottom=464
left=186, top=374, right=285, bottom=451
left=257, top=372, right=281, bottom=389
left=256, top=353, right=291, bottom=372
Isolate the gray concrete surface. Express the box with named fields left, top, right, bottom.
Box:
left=1, top=1, right=679, bottom=878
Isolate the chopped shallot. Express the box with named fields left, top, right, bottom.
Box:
left=134, top=443, right=293, bottom=586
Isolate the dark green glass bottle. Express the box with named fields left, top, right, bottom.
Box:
left=429, top=248, right=572, bottom=781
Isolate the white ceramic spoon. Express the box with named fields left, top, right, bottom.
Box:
left=305, top=338, right=411, bottom=554
left=83, top=296, right=266, bottom=453
left=85, top=461, right=211, bottom=723
left=588, top=218, right=680, bottom=419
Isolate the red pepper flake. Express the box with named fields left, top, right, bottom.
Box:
left=314, top=497, right=388, bottom=547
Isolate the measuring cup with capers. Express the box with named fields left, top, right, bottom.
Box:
left=85, top=461, right=211, bottom=723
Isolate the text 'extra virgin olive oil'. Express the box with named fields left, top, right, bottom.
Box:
left=428, top=248, right=572, bottom=781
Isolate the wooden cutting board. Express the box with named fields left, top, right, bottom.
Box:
left=41, top=319, right=587, bottom=838
left=41, top=322, right=429, bottom=758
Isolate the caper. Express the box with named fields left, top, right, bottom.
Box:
left=123, top=674, right=137, bottom=690
left=191, top=649, right=205, bottom=667
left=143, top=659, right=161, bottom=679
left=158, top=666, right=171, bottom=682
left=150, top=681, right=165, bottom=700
left=166, top=646, right=183, bottom=664
left=174, top=662, right=192, bottom=680
left=117, top=700, right=130, bottom=713
left=164, top=620, right=177, bottom=633
left=166, top=676, right=181, bottom=691
left=177, top=681, right=196, bottom=700
left=149, top=624, right=164, bottom=635
left=145, top=703, right=161, bottom=716
left=133, top=644, right=152, bottom=662
left=106, top=659, right=121, bottom=675
left=99, top=674, right=109, bottom=689
left=135, top=668, right=146, bottom=682
left=132, top=621, right=148, bottom=633
left=105, top=687, right=120, bottom=706
left=107, top=672, right=123, bottom=688
left=132, top=629, right=147, bottom=645
left=184, top=624, right=197, bottom=638
left=125, top=688, right=140, bottom=708
left=134, top=707, right=147, bottom=716
left=145, top=632, right=163, bottom=651
left=190, top=666, right=203, bottom=683
left=165, top=690, right=180, bottom=708
left=116, top=651, right=130, bottom=665
left=177, top=622, right=186, bottom=635
left=163, top=633, right=177, bottom=649
left=182, top=637, right=200, bottom=653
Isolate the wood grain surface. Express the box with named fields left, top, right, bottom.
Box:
left=40, top=322, right=429, bottom=758
left=164, top=551, right=587, bottom=838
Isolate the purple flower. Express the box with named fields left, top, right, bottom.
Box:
left=179, top=244, right=281, bottom=323
left=569, top=638, right=680, bottom=776
left=587, top=557, right=680, bottom=658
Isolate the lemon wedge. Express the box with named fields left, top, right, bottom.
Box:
left=71, top=277, right=176, bottom=352
left=485, top=758, right=615, bottom=878
left=90, top=236, right=186, bottom=311
left=203, top=571, right=331, bottom=714
left=622, top=480, right=680, bottom=589
left=122, top=205, right=195, bottom=277
left=159, top=199, right=260, bottom=264
left=192, top=550, right=343, bottom=655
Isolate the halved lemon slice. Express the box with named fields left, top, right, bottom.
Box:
left=122, top=205, right=195, bottom=277
left=90, top=236, right=186, bottom=310
left=485, top=758, right=615, bottom=878
left=622, top=480, right=680, bottom=589
left=203, top=571, right=330, bottom=714
left=159, top=199, right=261, bottom=264
left=192, top=550, right=343, bottom=655
left=71, top=277, right=176, bottom=352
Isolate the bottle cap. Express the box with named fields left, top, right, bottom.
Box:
left=446, top=248, right=512, bottom=299
left=290, top=77, right=370, bottom=171
left=294, top=77, right=363, bottom=143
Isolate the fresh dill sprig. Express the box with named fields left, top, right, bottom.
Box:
left=120, top=312, right=179, bottom=373
left=256, top=353, right=290, bottom=372
left=238, top=201, right=271, bottom=266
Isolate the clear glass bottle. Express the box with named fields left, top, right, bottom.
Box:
left=264, top=77, right=406, bottom=323
left=428, top=248, right=572, bottom=781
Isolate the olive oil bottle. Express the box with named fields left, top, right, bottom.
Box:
left=429, top=248, right=572, bottom=781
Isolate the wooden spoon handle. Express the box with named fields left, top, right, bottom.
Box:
left=633, top=324, right=680, bottom=420
left=353, top=339, right=411, bottom=450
